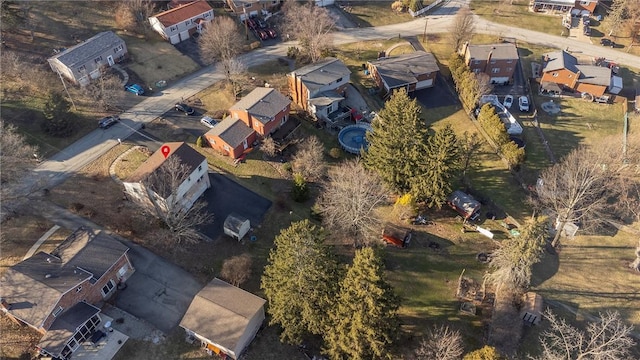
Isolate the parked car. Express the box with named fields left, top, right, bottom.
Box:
left=175, top=103, right=195, bottom=115
left=200, top=116, right=218, bottom=128
left=124, top=83, right=144, bottom=96
left=582, top=16, right=590, bottom=26
left=256, top=29, right=269, bottom=41
left=256, top=18, right=267, bottom=29
left=503, top=95, right=514, bottom=109
left=98, top=115, right=119, bottom=129
left=244, top=18, right=256, bottom=29
left=518, top=96, right=530, bottom=112
left=266, top=28, right=277, bottom=39
left=600, top=38, right=615, bottom=47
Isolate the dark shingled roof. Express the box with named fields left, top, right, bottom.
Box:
left=206, top=118, right=255, bottom=148
left=125, top=142, right=205, bottom=184
left=230, top=88, right=291, bottom=124
left=291, top=58, right=351, bottom=93
left=542, top=50, right=579, bottom=73
left=64, top=232, right=129, bottom=284
left=368, top=51, right=439, bottom=89
left=151, top=1, right=213, bottom=27
left=466, top=43, right=519, bottom=61
left=38, top=302, right=100, bottom=356
left=48, top=31, right=125, bottom=69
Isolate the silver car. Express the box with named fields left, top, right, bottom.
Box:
left=200, top=116, right=218, bottom=128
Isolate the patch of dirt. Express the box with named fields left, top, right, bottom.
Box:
left=0, top=314, right=41, bottom=359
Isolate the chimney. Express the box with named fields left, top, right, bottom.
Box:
left=460, top=41, right=469, bottom=56
left=484, top=48, right=495, bottom=74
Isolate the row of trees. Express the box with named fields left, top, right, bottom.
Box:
left=261, top=220, right=400, bottom=359
left=449, top=53, right=491, bottom=114
left=476, top=104, right=525, bottom=168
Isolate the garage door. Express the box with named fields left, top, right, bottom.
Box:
left=179, top=30, right=190, bottom=42
left=490, top=77, right=509, bottom=85
left=170, top=34, right=180, bottom=44
left=416, top=79, right=433, bottom=90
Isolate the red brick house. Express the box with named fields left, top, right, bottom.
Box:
left=461, top=42, right=519, bottom=85
left=204, top=118, right=257, bottom=159
left=229, top=87, right=291, bottom=137
left=540, top=50, right=611, bottom=97
left=149, top=1, right=214, bottom=44
left=0, top=228, right=134, bottom=359
left=226, top=0, right=282, bottom=19
left=367, top=51, right=439, bottom=95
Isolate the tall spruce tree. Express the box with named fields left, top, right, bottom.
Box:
left=324, top=247, right=400, bottom=360
left=42, top=91, right=74, bottom=137
left=363, top=88, right=428, bottom=193
left=410, top=125, right=462, bottom=207
left=261, top=220, right=339, bottom=343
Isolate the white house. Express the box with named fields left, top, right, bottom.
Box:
left=123, top=142, right=210, bottom=213
left=148, top=1, right=214, bottom=44
left=179, top=278, right=266, bottom=359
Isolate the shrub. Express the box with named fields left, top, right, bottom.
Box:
left=261, top=137, right=278, bottom=158
left=500, top=141, right=525, bottom=168
left=69, top=202, right=85, bottom=213
left=195, top=136, right=206, bottom=148
left=291, top=173, right=309, bottom=202
left=282, top=162, right=292, bottom=172
left=287, top=46, right=300, bottom=59
left=328, top=147, right=343, bottom=159
left=211, top=109, right=228, bottom=119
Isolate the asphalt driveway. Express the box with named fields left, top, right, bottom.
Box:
left=414, top=73, right=459, bottom=108
left=200, top=173, right=272, bottom=241
left=111, top=240, right=203, bottom=334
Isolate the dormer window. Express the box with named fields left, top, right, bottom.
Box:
left=53, top=306, right=64, bottom=317
left=336, top=77, right=343, bottom=83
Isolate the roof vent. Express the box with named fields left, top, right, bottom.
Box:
left=45, top=274, right=52, bottom=279
left=46, top=258, right=51, bottom=263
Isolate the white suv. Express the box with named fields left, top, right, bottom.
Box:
left=200, top=116, right=218, bottom=128
left=518, top=96, right=530, bottom=112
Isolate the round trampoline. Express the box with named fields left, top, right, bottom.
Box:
left=338, top=123, right=373, bottom=154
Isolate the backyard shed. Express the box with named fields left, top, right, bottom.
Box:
left=447, top=191, right=481, bottom=221
left=520, top=292, right=543, bottom=325
left=224, top=213, right=250, bottom=241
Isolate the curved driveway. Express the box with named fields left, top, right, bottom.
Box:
left=23, top=4, right=640, bottom=196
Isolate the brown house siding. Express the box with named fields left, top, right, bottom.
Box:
left=205, top=132, right=257, bottom=159
left=288, top=75, right=310, bottom=111
left=230, top=106, right=289, bottom=137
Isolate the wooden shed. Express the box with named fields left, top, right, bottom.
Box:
left=520, top=292, right=543, bottom=325
left=224, top=213, right=251, bottom=241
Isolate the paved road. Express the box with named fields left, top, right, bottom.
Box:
left=18, top=4, right=640, bottom=198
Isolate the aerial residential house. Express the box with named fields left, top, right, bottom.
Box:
left=461, top=42, right=519, bottom=85
left=229, top=87, right=291, bottom=137
left=288, top=57, right=352, bottom=121
left=531, top=0, right=598, bottom=14
left=0, top=228, right=134, bottom=359
left=149, top=1, right=214, bottom=44
left=204, top=118, right=257, bottom=159
left=47, top=31, right=127, bottom=86
left=367, top=51, right=440, bottom=95
left=540, top=50, right=611, bottom=97
left=226, top=0, right=281, bottom=19
left=180, top=278, right=266, bottom=359
left=123, top=142, right=210, bottom=212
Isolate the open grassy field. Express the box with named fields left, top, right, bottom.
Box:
left=342, top=1, right=415, bottom=27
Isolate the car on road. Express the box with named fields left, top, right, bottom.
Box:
left=600, top=38, right=615, bottom=47
left=200, top=116, right=218, bottom=128
left=124, top=83, right=144, bottom=96
left=518, top=96, right=529, bottom=112
left=175, top=103, right=195, bottom=115
left=503, top=95, right=514, bottom=109
left=266, top=28, right=277, bottom=39
left=98, top=115, right=120, bottom=129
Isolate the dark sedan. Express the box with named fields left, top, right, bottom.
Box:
left=175, top=103, right=195, bottom=115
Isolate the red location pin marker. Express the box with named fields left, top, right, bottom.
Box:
left=161, top=145, right=171, bottom=159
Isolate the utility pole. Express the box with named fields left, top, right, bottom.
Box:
left=422, top=17, right=428, bottom=43
left=56, top=71, right=77, bottom=110
left=244, top=7, right=249, bottom=41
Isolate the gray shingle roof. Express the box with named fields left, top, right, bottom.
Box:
left=64, top=232, right=129, bottom=283
left=466, top=43, right=519, bottom=61
left=368, top=51, right=439, bottom=89
left=48, top=31, right=125, bottom=69
left=125, top=142, right=206, bottom=185
left=542, top=50, right=579, bottom=73
left=308, top=91, right=344, bottom=107
left=206, top=118, right=255, bottom=148
left=576, top=65, right=611, bottom=86
left=38, top=302, right=101, bottom=357
left=291, top=58, right=351, bottom=93
left=230, top=87, right=291, bottom=124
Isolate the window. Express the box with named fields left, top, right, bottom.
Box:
left=568, top=74, right=572, bottom=78
left=490, top=60, right=496, bottom=64
left=187, top=176, right=191, bottom=182
left=473, top=69, right=480, bottom=74
left=204, top=12, right=211, bottom=17
left=198, top=165, right=202, bottom=172
left=553, top=72, right=559, bottom=77
left=491, top=68, right=500, bottom=74
left=101, top=280, right=115, bottom=297
left=53, top=306, right=64, bottom=317
left=118, top=265, right=128, bottom=277
left=94, top=56, right=102, bottom=63
left=243, top=139, right=248, bottom=149
left=223, top=145, right=231, bottom=152
left=210, top=139, right=216, bottom=145
left=113, top=44, right=123, bottom=53
left=474, top=60, right=481, bottom=65
left=76, top=286, right=82, bottom=293
left=244, top=3, right=251, bottom=7
left=170, top=26, right=177, bottom=32
left=506, top=60, right=513, bottom=64
left=336, top=77, right=343, bottom=83
left=185, top=20, right=191, bottom=26
left=78, top=65, right=86, bottom=72
left=507, top=67, right=512, bottom=72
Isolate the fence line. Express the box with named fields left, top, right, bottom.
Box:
left=408, top=0, right=446, bottom=17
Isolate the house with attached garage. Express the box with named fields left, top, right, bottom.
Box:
left=229, top=87, right=291, bottom=137
left=226, top=0, right=282, bottom=20
left=123, top=142, right=210, bottom=213
left=204, top=118, right=257, bottom=159
left=367, top=50, right=439, bottom=96
left=149, top=1, right=214, bottom=44
left=461, top=42, right=519, bottom=85
left=531, top=0, right=598, bottom=14
left=0, top=228, right=134, bottom=360
left=540, top=50, right=611, bottom=98
left=180, top=278, right=266, bottom=359
left=288, top=57, right=351, bottom=122
left=47, top=31, right=127, bottom=86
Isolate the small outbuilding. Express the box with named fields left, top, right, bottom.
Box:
left=520, top=292, right=543, bottom=325
left=224, top=213, right=251, bottom=241
left=447, top=190, right=481, bottom=221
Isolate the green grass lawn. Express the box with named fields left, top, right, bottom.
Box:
left=470, top=0, right=568, bottom=37
left=342, top=1, right=415, bottom=27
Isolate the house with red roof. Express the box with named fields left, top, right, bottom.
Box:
left=148, top=1, right=214, bottom=44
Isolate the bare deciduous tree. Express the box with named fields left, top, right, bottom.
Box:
left=220, top=253, right=252, bottom=287
left=115, top=0, right=153, bottom=33
left=85, top=73, right=125, bottom=111
left=139, top=156, right=213, bottom=247
left=475, top=73, right=493, bottom=97
left=281, top=3, right=335, bottom=62
left=631, top=239, right=640, bottom=272
left=220, top=57, right=247, bottom=98
left=531, top=310, right=635, bottom=360
left=199, top=16, right=243, bottom=65
left=415, top=325, right=464, bottom=360
left=0, top=121, right=38, bottom=185
left=450, top=7, right=475, bottom=52
left=261, top=136, right=278, bottom=158
left=292, top=136, right=326, bottom=181
left=316, top=159, right=389, bottom=246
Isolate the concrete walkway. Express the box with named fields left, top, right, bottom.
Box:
left=23, top=224, right=60, bottom=260
left=111, top=64, right=129, bottom=86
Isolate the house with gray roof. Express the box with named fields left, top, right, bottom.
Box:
left=123, top=142, right=210, bottom=213
left=367, top=51, right=440, bottom=95
left=0, top=228, right=134, bottom=359
left=541, top=50, right=612, bottom=97
left=47, top=31, right=127, bottom=86
left=461, top=42, right=519, bottom=85
left=229, top=87, right=291, bottom=136
left=179, top=278, right=266, bottom=359
left=288, top=57, right=351, bottom=121
left=204, top=118, right=257, bottom=159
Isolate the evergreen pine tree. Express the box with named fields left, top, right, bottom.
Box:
left=261, top=220, right=339, bottom=343
left=324, top=247, right=400, bottom=360
left=42, top=91, right=74, bottom=137
left=363, top=88, right=428, bottom=193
